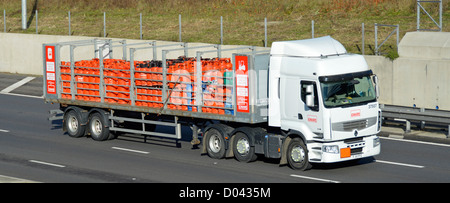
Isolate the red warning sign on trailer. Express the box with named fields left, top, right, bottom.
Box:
left=235, top=55, right=249, bottom=113
left=45, top=46, right=56, bottom=94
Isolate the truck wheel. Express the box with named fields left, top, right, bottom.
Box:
left=205, top=128, right=226, bottom=159
left=88, top=112, right=110, bottom=141
left=287, top=138, right=312, bottom=170
left=233, top=132, right=257, bottom=162
left=65, top=110, right=86, bottom=138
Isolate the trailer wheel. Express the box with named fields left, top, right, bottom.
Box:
left=287, top=138, right=312, bottom=170
left=88, top=112, right=110, bottom=141
left=65, top=110, right=86, bottom=138
left=205, top=128, right=226, bottom=159
left=232, top=132, right=257, bottom=162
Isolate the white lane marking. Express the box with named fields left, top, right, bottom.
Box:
left=0, top=175, right=39, bottom=183
left=290, top=174, right=340, bottom=183
left=29, top=160, right=66, bottom=168
left=380, top=137, right=450, bottom=148
left=112, top=147, right=150, bottom=154
left=375, top=160, right=425, bottom=169
left=0, top=129, right=9, bottom=133
left=0, top=77, right=36, bottom=93
left=0, top=92, right=43, bottom=99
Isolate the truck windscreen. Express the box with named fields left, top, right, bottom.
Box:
left=320, top=74, right=376, bottom=108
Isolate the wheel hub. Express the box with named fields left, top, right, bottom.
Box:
left=236, top=137, right=250, bottom=155
left=68, top=116, right=78, bottom=132
left=208, top=134, right=221, bottom=153
left=291, top=146, right=305, bottom=163
left=91, top=118, right=102, bottom=136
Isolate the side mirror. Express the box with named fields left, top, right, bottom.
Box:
left=305, top=84, right=314, bottom=94
left=305, top=84, right=315, bottom=107
left=306, top=94, right=314, bottom=107
left=372, top=75, right=380, bottom=99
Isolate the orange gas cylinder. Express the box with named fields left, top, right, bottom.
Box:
left=140, top=72, right=147, bottom=79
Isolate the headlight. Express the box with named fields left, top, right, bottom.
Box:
left=373, top=137, right=380, bottom=147
left=322, top=145, right=339, bottom=154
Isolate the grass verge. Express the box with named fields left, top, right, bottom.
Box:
left=0, top=0, right=449, bottom=56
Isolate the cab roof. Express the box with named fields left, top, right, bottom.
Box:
left=270, top=36, right=347, bottom=58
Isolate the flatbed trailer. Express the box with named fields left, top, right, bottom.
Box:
left=44, top=39, right=271, bottom=153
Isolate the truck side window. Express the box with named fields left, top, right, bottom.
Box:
left=301, top=81, right=319, bottom=111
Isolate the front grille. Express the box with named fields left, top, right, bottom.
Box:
left=345, top=137, right=363, bottom=144
left=332, top=117, right=377, bottom=132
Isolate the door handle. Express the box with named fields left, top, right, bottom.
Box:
left=298, top=113, right=303, bottom=120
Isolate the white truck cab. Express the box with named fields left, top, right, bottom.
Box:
left=269, top=36, right=381, bottom=169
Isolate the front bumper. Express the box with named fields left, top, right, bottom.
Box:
left=308, top=135, right=380, bottom=163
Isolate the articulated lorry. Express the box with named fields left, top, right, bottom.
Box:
left=44, top=36, right=381, bottom=170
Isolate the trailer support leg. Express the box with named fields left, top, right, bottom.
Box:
left=142, top=113, right=148, bottom=143
left=190, top=123, right=201, bottom=148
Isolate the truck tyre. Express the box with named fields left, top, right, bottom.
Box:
left=287, top=138, right=312, bottom=170
left=88, top=112, right=110, bottom=141
left=232, top=132, right=257, bottom=163
left=204, top=128, right=226, bottom=159
left=65, top=110, right=86, bottom=138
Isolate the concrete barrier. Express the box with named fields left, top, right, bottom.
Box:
left=365, top=32, right=450, bottom=111
left=0, top=33, right=93, bottom=75
left=364, top=31, right=450, bottom=112
left=398, top=32, right=450, bottom=60
left=393, top=55, right=450, bottom=110
left=392, top=31, right=450, bottom=111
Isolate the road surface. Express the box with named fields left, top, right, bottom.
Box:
left=0, top=74, right=449, bottom=185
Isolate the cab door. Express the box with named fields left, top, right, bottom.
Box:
left=298, top=80, right=323, bottom=134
